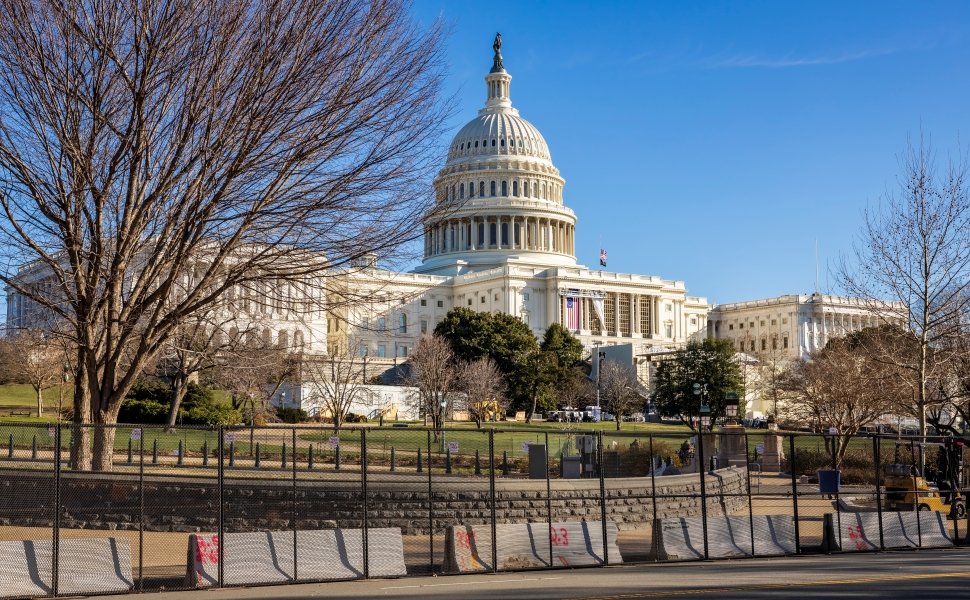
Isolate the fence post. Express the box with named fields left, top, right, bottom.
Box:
left=202, top=440, right=209, bottom=467
left=138, top=431, right=144, bottom=591
left=390, top=447, right=395, bottom=472
left=7, top=433, right=12, bottom=458
left=744, top=431, right=755, bottom=557
left=335, top=445, right=341, bottom=471
left=217, top=426, right=224, bottom=587
left=789, top=434, right=801, bottom=554
left=229, top=441, right=235, bottom=467
left=255, top=442, right=261, bottom=468
left=308, top=444, right=314, bottom=470
left=32, top=435, right=37, bottom=460
left=152, top=439, right=158, bottom=464
left=697, top=427, right=709, bottom=560
left=545, top=431, right=553, bottom=567
left=292, top=428, right=298, bottom=581
left=52, top=425, right=61, bottom=597
left=488, top=429, right=497, bottom=573
left=648, top=434, right=658, bottom=562
left=416, top=446, right=422, bottom=473
left=361, top=428, right=370, bottom=578
left=875, top=435, right=885, bottom=550
left=597, top=430, right=609, bottom=565
left=446, top=447, right=452, bottom=474
left=127, top=438, right=133, bottom=465
left=427, top=428, right=434, bottom=573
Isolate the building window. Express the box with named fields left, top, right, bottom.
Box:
left=760, top=320, right=765, bottom=327
left=513, top=181, right=519, bottom=196
left=479, top=181, right=485, bottom=197
left=376, top=344, right=386, bottom=358
left=490, top=181, right=496, bottom=196
left=761, top=338, right=767, bottom=351
left=772, top=337, right=778, bottom=350
left=481, top=296, right=486, bottom=304
left=397, top=345, right=408, bottom=358
left=739, top=323, right=744, bottom=329
left=489, top=223, right=497, bottom=245
left=460, top=184, right=465, bottom=199
left=524, top=181, right=530, bottom=197
left=664, top=323, right=672, bottom=338
left=377, top=317, right=386, bottom=331
left=362, top=317, right=369, bottom=329
left=420, top=320, right=428, bottom=333
left=771, top=319, right=777, bottom=326
left=469, top=182, right=475, bottom=198
left=399, top=313, right=407, bottom=333
left=501, top=181, right=508, bottom=196
left=358, top=345, right=368, bottom=357
left=420, top=299, right=427, bottom=306
left=729, top=324, right=734, bottom=330
left=437, top=300, right=443, bottom=308
left=523, top=292, right=530, bottom=301
left=478, top=222, right=485, bottom=245
left=494, top=294, right=499, bottom=301
left=665, top=304, right=672, bottom=312
left=690, top=318, right=697, bottom=325
left=749, top=340, right=755, bottom=352
left=782, top=318, right=788, bottom=324
left=501, top=222, right=509, bottom=245
left=468, top=298, right=472, bottom=306
left=783, top=336, right=789, bottom=349
left=738, top=341, right=744, bottom=351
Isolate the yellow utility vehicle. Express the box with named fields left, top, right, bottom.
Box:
left=883, top=439, right=966, bottom=519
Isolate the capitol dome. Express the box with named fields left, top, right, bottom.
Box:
left=416, top=34, right=578, bottom=276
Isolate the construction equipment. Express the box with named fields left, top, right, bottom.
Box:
left=883, top=438, right=967, bottom=518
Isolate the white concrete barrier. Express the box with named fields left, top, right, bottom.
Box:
left=186, top=528, right=406, bottom=587
left=0, top=537, right=133, bottom=598
left=443, top=520, right=620, bottom=573
left=651, top=515, right=796, bottom=561
left=825, top=511, right=953, bottom=552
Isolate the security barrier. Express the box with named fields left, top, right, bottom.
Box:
left=187, top=528, right=406, bottom=587
left=650, top=515, right=797, bottom=560
left=443, top=520, right=620, bottom=573
left=0, top=537, right=132, bottom=598
left=824, top=511, right=954, bottom=552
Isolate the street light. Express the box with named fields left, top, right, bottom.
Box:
left=724, top=392, right=740, bottom=425
left=439, top=393, right=448, bottom=452
left=692, top=381, right=711, bottom=559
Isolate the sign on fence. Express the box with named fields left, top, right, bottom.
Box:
left=130, top=428, right=141, bottom=441
left=224, top=432, right=235, bottom=444
left=521, top=441, right=530, bottom=452
left=327, top=436, right=340, bottom=449
left=447, top=441, right=459, bottom=453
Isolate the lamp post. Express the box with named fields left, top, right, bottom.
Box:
left=724, top=392, right=739, bottom=426
left=439, top=393, right=447, bottom=452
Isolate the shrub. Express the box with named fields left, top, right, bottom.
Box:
left=276, top=407, right=308, bottom=423
left=118, top=397, right=169, bottom=424
left=344, top=412, right=366, bottom=423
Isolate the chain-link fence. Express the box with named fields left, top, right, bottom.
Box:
left=0, top=423, right=967, bottom=597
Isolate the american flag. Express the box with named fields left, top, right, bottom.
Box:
left=566, top=296, right=580, bottom=331
left=599, top=248, right=607, bottom=267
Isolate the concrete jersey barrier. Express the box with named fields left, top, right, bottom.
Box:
left=187, top=528, right=406, bottom=587
left=651, top=515, right=796, bottom=561
left=824, top=511, right=953, bottom=552
left=443, top=520, right=621, bottom=573
left=0, top=537, right=133, bottom=598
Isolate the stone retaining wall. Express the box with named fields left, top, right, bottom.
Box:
left=0, top=467, right=746, bottom=534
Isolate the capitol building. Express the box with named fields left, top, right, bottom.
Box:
left=325, top=36, right=709, bottom=377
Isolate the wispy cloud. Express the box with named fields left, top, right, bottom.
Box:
left=700, top=47, right=895, bottom=69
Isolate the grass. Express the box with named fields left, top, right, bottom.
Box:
left=0, top=383, right=72, bottom=413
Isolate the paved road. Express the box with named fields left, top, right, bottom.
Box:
left=91, top=549, right=970, bottom=600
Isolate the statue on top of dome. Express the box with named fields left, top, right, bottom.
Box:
left=491, top=32, right=504, bottom=73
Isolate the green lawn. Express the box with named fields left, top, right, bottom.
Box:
left=0, top=383, right=71, bottom=413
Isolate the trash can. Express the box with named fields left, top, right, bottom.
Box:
left=528, top=444, right=547, bottom=479
left=561, top=456, right=581, bottom=479
left=817, top=469, right=841, bottom=494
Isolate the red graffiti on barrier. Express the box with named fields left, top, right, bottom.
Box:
left=549, top=527, right=569, bottom=546
left=846, top=525, right=867, bottom=550
left=455, top=529, right=475, bottom=549
left=195, top=535, right=220, bottom=565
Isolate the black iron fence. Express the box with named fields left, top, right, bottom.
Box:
left=0, top=422, right=967, bottom=597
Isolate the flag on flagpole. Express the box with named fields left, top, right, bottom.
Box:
left=599, top=248, right=607, bottom=267
left=566, top=296, right=580, bottom=331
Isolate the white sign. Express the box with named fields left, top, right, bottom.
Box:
left=327, top=436, right=340, bottom=449
left=755, top=443, right=765, bottom=455
left=521, top=441, right=530, bottom=452
left=47, top=426, right=56, bottom=437
left=828, top=427, right=839, bottom=436
left=447, top=441, right=459, bottom=453
left=224, top=432, right=235, bottom=444
left=130, top=428, right=141, bottom=441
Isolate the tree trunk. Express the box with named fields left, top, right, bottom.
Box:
left=166, top=373, right=190, bottom=431
left=69, top=358, right=92, bottom=471
left=526, top=392, right=537, bottom=424
left=91, top=423, right=118, bottom=472
left=34, top=385, right=43, bottom=417
left=615, top=415, right=621, bottom=431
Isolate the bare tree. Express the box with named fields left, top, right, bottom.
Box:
left=403, top=334, right=457, bottom=435
left=0, top=0, right=448, bottom=469
left=781, top=338, right=889, bottom=467
left=211, top=340, right=298, bottom=427
left=303, top=340, right=367, bottom=429
left=599, top=360, right=640, bottom=431
left=458, top=357, right=506, bottom=428
left=555, top=366, right=595, bottom=412
left=838, top=138, right=970, bottom=435
left=0, top=329, right=65, bottom=415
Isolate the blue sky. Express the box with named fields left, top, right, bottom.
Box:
left=408, top=1, right=970, bottom=304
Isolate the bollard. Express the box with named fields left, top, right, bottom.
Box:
left=390, top=447, right=396, bottom=472
left=202, top=440, right=209, bottom=467
left=282, top=442, right=287, bottom=469
left=31, top=435, right=37, bottom=460
left=177, top=440, right=184, bottom=466
left=229, top=441, right=235, bottom=467
left=255, top=442, right=261, bottom=468
left=502, top=450, right=509, bottom=475
left=127, top=439, right=133, bottom=464
left=7, top=434, right=12, bottom=459
left=334, top=446, right=341, bottom=471
left=152, top=439, right=158, bottom=464
left=308, top=444, right=314, bottom=470
left=416, top=447, right=422, bottom=472
left=446, top=448, right=452, bottom=474
left=475, top=449, right=481, bottom=475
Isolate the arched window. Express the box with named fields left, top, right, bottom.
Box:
left=294, top=330, right=305, bottom=349
left=512, top=181, right=519, bottom=196
left=479, top=181, right=485, bottom=197
left=524, top=181, right=529, bottom=197
left=469, top=182, right=474, bottom=198
left=501, top=222, right=509, bottom=245
left=501, top=181, right=508, bottom=196
left=399, top=313, right=407, bottom=333
left=500, top=138, right=505, bottom=146
left=460, top=183, right=465, bottom=199
left=451, top=185, right=455, bottom=200
left=278, top=330, right=289, bottom=349
left=490, top=181, right=496, bottom=196
left=474, top=140, right=479, bottom=148
left=489, top=223, right=497, bottom=246
left=491, top=139, right=496, bottom=146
